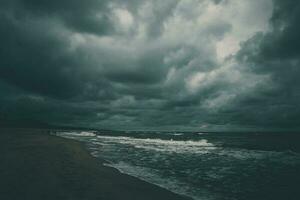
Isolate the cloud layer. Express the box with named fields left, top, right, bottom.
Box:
left=1, top=0, right=299, bottom=131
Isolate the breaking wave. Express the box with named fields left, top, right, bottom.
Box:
left=58, top=131, right=96, bottom=137
left=96, top=135, right=217, bottom=153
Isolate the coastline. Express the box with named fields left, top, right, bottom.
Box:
left=0, top=128, right=192, bottom=200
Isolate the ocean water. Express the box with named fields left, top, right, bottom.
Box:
left=56, top=131, right=300, bottom=200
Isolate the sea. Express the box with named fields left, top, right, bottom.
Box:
left=56, top=130, right=300, bottom=200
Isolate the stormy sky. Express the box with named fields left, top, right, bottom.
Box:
left=0, top=0, right=300, bottom=131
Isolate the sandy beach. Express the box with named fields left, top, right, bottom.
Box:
left=0, top=128, right=192, bottom=200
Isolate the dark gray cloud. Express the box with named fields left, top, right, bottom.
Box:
left=2, top=0, right=114, bottom=35
left=234, top=0, right=300, bottom=129
left=0, top=0, right=299, bottom=131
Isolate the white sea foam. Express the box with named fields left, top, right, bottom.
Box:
left=59, top=131, right=96, bottom=137
left=57, top=132, right=216, bottom=153
left=96, top=135, right=216, bottom=153
left=173, top=133, right=184, bottom=136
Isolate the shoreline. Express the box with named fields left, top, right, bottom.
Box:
left=0, top=128, right=192, bottom=200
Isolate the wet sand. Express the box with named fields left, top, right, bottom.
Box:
left=0, top=128, right=192, bottom=200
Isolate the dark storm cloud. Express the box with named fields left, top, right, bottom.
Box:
left=237, top=0, right=300, bottom=63
left=2, top=0, right=114, bottom=35
left=234, top=0, right=300, bottom=129
left=1, top=0, right=299, bottom=130
left=0, top=15, right=80, bottom=98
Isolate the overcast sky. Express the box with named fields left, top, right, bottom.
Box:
left=1, top=0, right=300, bottom=131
